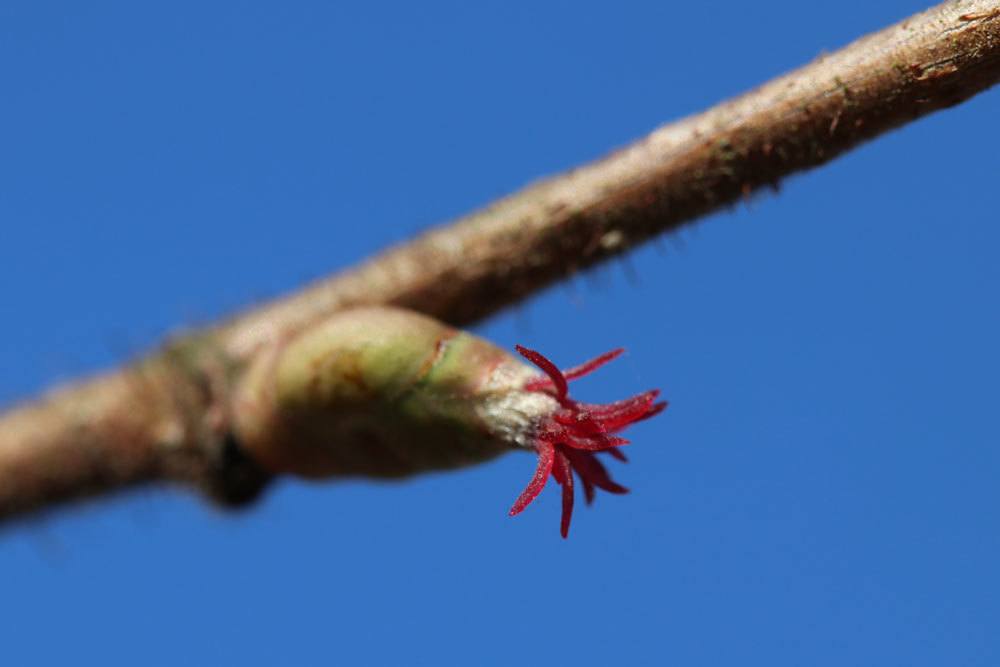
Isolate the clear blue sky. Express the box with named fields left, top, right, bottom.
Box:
left=2, top=2, right=998, bottom=665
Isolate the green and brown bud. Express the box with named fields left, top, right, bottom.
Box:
left=232, top=305, right=665, bottom=537
left=233, top=306, right=556, bottom=479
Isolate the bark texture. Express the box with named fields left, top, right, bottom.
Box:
left=219, top=0, right=1000, bottom=357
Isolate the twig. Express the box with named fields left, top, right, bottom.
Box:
left=2, top=0, right=999, bottom=522
left=219, top=0, right=1000, bottom=355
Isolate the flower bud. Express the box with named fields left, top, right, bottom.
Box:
left=233, top=306, right=665, bottom=537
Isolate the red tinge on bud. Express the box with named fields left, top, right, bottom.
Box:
left=509, top=345, right=666, bottom=538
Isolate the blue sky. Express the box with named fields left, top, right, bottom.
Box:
left=2, top=2, right=998, bottom=665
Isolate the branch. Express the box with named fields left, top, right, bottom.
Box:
left=217, top=0, right=1000, bottom=356
left=3, top=0, right=999, bottom=522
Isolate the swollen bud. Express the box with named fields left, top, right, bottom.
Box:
left=232, top=306, right=665, bottom=537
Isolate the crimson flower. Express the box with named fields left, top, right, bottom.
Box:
left=509, top=345, right=666, bottom=538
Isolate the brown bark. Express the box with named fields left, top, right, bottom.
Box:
left=218, top=0, right=1000, bottom=356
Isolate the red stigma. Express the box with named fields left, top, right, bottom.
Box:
left=509, top=345, right=666, bottom=538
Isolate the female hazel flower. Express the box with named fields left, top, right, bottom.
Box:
left=509, top=344, right=665, bottom=537
left=233, top=306, right=665, bottom=537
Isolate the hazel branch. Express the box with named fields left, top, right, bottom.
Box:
left=1, top=0, right=999, bottom=523
left=217, top=0, right=1000, bottom=358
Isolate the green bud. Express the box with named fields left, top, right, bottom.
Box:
left=233, top=307, right=555, bottom=479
